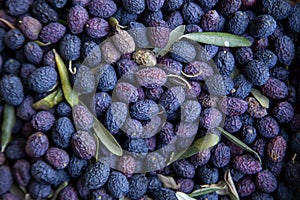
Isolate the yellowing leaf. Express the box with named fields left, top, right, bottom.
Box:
left=53, top=49, right=79, bottom=107
left=158, top=174, right=180, bottom=190
left=33, top=87, right=64, bottom=110
left=251, top=88, right=269, bottom=108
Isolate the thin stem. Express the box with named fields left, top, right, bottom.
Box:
left=0, top=18, right=16, bottom=29
left=181, top=70, right=203, bottom=78
left=51, top=182, right=68, bottom=200
left=68, top=60, right=77, bottom=74
left=34, top=40, right=51, bottom=46
left=292, top=153, right=297, bottom=164
left=167, top=74, right=192, bottom=89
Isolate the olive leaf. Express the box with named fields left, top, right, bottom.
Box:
left=169, top=133, right=219, bottom=164
left=250, top=88, right=269, bottom=108
left=1, top=104, right=16, bottom=152
left=217, top=127, right=262, bottom=164
left=180, top=32, right=251, bottom=47
left=224, top=170, right=240, bottom=200
left=188, top=171, right=240, bottom=200
left=176, top=192, right=197, bottom=200
left=53, top=49, right=79, bottom=107
left=32, top=87, right=64, bottom=110
left=93, top=116, right=123, bottom=157
left=154, top=25, right=186, bottom=57
left=94, top=134, right=100, bottom=162
left=51, top=181, right=68, bottom=200
left=189, top=181, right=227, bottom=197
left=157, top=174, right=180, bottom=190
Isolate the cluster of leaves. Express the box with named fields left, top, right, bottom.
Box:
left=25, top=23, right=256, bottom=200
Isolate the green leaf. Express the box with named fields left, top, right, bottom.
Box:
left=154, top=25, right=186, bottom=56
left=176, top=192, right=197, bottom=200
left=1, top=104, right=16, bottom=152
left=158, top=174, right=180, bottom=190
left=224, top=170, right=240, bottom=200
left=189, top=181, right=227, bottom=197
left=250, top=88, right=269, bottom=108
left=93, top=116, right=123, bottom=157
left=217, top=127, right=262, bottom=164
left=172, top=134, right=219, bottom=163
left=94, top=134, right=100, bottom=162
left=53, top=49, right=79, bottom=107
left=180, top=32, right=251, bottom=47
left=33, top=87, right=64, bottom=110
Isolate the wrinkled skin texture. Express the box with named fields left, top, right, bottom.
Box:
left=71, top=131, right=96, bottom=159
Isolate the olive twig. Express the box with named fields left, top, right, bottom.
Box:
left=181, top=70, right=203, bottom=78
left=167, top=74, right=192, bottom=89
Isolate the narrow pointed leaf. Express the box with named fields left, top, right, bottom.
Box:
left=93, top=116, right=123, bottom=157
left=94, top=134, right=100, bottom=162
left=1, top=104, right=16, bottom=152
left=180, top=32, right=251, bottom=47
left=217, top=127, right=262, bottom=164
left=189, top=181, right=227, bottom=197
left=170, top=134, right=219, bottom=163
left=33, top=87, right=64, bottom=110
left=176, top=192, right=197, bottom=200
left=250, top=88, right=269, bottom=108
left=154, top=25, right=186, bottom=56
left=53, top=49, right=79, bottom=107
left=224, top=170, right=240, bottom=200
